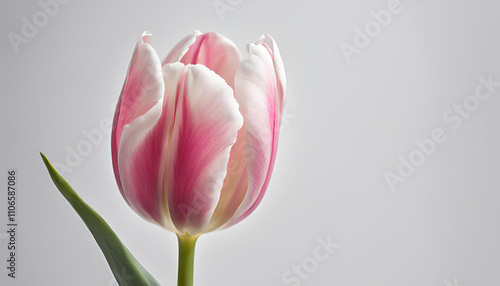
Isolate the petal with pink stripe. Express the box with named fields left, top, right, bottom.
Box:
left=116, top=63, right=187, bottom=232
left=254, top=35, right=287, bottom=105
left=165, top=64, right=243, bottom=235
left=112, top=31, right=164, bottom=202
left=224, top=36, right=286, bottom=228
left=178, top=32, right=241, bottom=88
left=162, top=30, right=202, bottom=65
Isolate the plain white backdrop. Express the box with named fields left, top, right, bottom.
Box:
left=1, top=0, right=500, bottom=285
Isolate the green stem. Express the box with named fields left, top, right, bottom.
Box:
left=177, top=234, right=199, bottom=286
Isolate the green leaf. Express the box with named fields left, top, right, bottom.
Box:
left=40, top=152, right=161, bottom=286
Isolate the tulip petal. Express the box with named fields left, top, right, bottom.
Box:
left=117, top=100, right=164, bottom=223
left=162, top=30, right=202, bottom=64
left=112, top=32, right=164, bottom=198
left=224, top=36, right=286, bottom=228
left=177, top=32, right=242, bottom=88
left=117, top=63, right=186, bottom=232
left=254, top=35, right=287, bottom=105
left=207, top=127, right=248, bottom=231
left=165, top=64, right=243, bottom=235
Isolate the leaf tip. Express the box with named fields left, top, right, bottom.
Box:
left=40, top=152, right=49, bottom=166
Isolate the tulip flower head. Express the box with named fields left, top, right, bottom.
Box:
left=112, top=31, right=286, bottom=237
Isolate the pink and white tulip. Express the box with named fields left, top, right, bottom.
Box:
left=112, top=31, right=286, bottom=236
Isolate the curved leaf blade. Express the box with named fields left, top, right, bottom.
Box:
left=40, top=152, right=160, bottom=286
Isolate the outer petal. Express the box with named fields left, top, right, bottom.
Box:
left=174, top=32, right=242, bottom=88
left=254, top=35, right=287, bottom=105
left=112, top=32, right=164, bottom=203
left=206, top=126, right=248, bottom=231
left=116, top=63, right=186, bottom=231
left=224, top=35, right=287, bottom=228
left=165, top=64, right=243, bottom=235
left=255, top=34, right=287, bottom=105
left=117, top=100, right=164, bottom=224
left=162, top=30, right=202, bottom=65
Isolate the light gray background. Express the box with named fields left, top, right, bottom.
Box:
left=1, top=0, right=500, bottom=285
